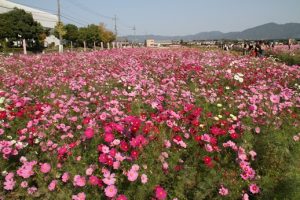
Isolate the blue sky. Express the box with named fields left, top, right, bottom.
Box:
left=10, top=0, right=300, bottom=36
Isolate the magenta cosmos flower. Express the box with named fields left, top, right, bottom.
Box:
left=155, top=186, right=167, bottom=200
left=84, top=128, right=95, bottom=139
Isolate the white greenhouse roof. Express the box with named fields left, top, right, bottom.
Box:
left=0, top=0, right=58, bottom=28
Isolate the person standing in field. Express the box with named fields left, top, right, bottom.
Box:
left=288, top=38, right=292, bottom=50
left=260, top=41, right=266, bottom=57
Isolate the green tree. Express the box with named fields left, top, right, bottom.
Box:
left=98, top=23, right=116, bottom=43
left=54, top=21, right=66, bottom=41
left=86, top=24, right=100, bottom=48
left=77, top=27, right=88, bottom=44
left=0, top=8, right=45, bottom=50
left=64, top=24, right=78, bottom=45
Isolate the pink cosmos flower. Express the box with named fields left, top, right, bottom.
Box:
left=249, top=183, right=260, bottom=194
left=242, top=193, right=249, bottom=200
left=293, top=135, right=299, bottom=141
left=40, top=163, right=51, bottom=174
left=131, top=164, right=140, bottom=171
left=249, top=150, right=257, bottom=160
left=141, top=174, right=148, bottom=184
left=127, top=169, right=138, bottom=182
left=104, top=185, right=117, bottom=198
left=113, top=161, right=120, bottom=169
left=162, top=162, right=169, bottom=170
left=255, top=127, right=260, bottom=134
left=17, top=161, right=37, bottom=178
left=73, top=175, right=86, bottom=187
left=21, top=181, right=28, bottom=188
left=4, top=173, right=16, bottom=190
left=48, top=180, right=57, bottom=191
left=218, top=185, right=229, bottom=196
left=103, top=173, right=116, bottom=185
left=72, top=192, right=86, bottom=200
left=270, top=94, right=280, bottom=104
left=85, top=167, right=94, bottom=176
left=62, top=172, right=70, bottom=182
left=100, top=112, right=107, bottom=121
left=205, top=144, right=213, bottom=152
left=155, top=186, right=167, bottom=200
left=164, top=140, right=171, bottom=148
left=27, top=187, right=37, bottom=195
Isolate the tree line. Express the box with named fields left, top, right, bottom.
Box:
left=0, top=8, right=116, bottom=52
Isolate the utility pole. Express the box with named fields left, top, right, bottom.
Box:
left=133, top=25, right=136, bottom=46
left=57, top=0, right=63, bottom=53
left=113, top=15, right=118, bottom=38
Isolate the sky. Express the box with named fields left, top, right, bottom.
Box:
left=9, top=0, right=300, bottom=36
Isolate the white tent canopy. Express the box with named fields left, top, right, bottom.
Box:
left=0, top=0, right=58, bottom=28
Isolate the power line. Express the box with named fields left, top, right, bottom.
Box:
left=0, top=4, right=88, bottom=27
left=66, top=0, right=114, bottom=20
left=5, top=1, right=134, bottom=35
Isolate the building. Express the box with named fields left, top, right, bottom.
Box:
left=145, top=39, right=173, bottom=48
left=0, top=0, right=58, bottom=29
left=145, top=39, right=155, bottom=47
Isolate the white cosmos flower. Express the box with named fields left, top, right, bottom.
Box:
left=0, top=97, right=5, bottom=104
left=234, top=74, right=240, bottom=80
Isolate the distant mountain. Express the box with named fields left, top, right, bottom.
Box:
left=119, top=23, right=300, bottom=42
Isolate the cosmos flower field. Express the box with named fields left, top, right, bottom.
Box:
left=0, top=48, right=299, bottom=200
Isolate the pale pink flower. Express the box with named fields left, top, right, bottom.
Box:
left=162, top=162, right=169, bottom=170
left=141, top=174, right=148, bottom=184
left=219, top=185, right=229, bottom=196
left=164, top=140, right=171, bottom=148
left=85, top=167, right=94, bottom=176
left=48, top=180, right=57, bottom=191
left=131, top=164, right=140, bottom=171
left=242, top=193, right=249, bottom=200
left=127, top=169, right=138, bottom=182
left=40, top=163, right=51, bottom=174
left=20, top=181, right=28, bottom=188
left=100, top=112, right=107, bottom=121
left=17, top=161, right=36, bottom=178
left=73, top=175, right=86, bottom=187
left=104, top=185, right=117, bottom=198
left=103, top=173, right=116, bottom=185
left=270, top=94, right=280, bottom=103
left=27, top=187, right=37, bottom=195
left=62, top=172, right=70, bottom=182
left=255, top=127, right=260, bottom=134
left=4, top=173, right=16, bottom=191
left=72, top=192, right=86, bottom=200
left=205, top=144, right=213, bottom=152
left=249, top=150, right=257, bottom=160
left=113, top=161, right=120, bottom=169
